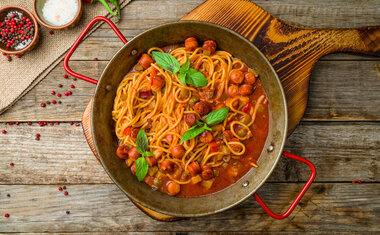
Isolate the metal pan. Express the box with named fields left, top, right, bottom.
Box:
left=64, top=17, right=316, bottom=219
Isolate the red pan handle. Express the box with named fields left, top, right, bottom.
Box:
left=63, top=16, right=127, bottom=85
left=254, top=151, right=316, bottom=219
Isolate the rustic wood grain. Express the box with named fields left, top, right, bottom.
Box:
left=0, top=183, right=378, bottom=232
left=0, top=122, right=378, bottom=184
left=0, top=60, right=379, bottom=122
left=0, top=0, right=379, bottom=233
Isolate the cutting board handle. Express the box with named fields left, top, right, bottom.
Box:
left=326, top=26, right=380, bottom=56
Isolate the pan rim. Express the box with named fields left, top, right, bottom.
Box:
left=91, top=20, right=288, bottom=217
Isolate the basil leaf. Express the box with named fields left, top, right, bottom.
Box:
left=178, top=58, right=190, bottom=85
left=203, top=124, right=212, bottom=131
left=135, top=157, right=149, bottom=181
left=152, top=51, right=180, bottom=74
left=143, top=151, right=154, bottom=157
left=205, top=107, right=229, bottom=126
left=136, top=129, right=149, bottom=154
left=186, top=68, right=208, bottom=87
left=178, top=72, right=187, bottom=86
left=180, top=124, right=206, bottom=143
left=181, top=58, right=190, bottom=72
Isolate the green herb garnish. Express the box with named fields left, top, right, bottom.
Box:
left=135, top=129, right=153, bottom=181
left=152, top=51, right=180, bottom=74
left=180, top=108, right=229, bottom=143
left=152, top=53, right=208, bottom=87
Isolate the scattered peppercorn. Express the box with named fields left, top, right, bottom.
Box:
left=64, top=92, right=68, bottom=96
left=58, top=84, right=63, bottom=88
left=27, top=122, right=32, bottom=125
left=358, top=180, right=362, bottom=184
left=2, top=130, right=6, bottom=134
left=94, top=57, right=98, bottom=61
left=58, top=101, right=62, bottom=104
left=68, top=91, right=72, bottom=95
left=7, top=194, right=10, bottom=197
left=70, top=122, right=74, bottom=125
left=57, top=93, right=62, bottom=97
left=15, top=122, right=19, bottom=125
left=40, top=102, right=46, bottom=108
left=73, top=78, right=77, bottom=81
left=52, top=100, right=57, bottom=104
left=63, top=74, right=68, bottom=79
left=46, top=101, right=51, bottom=105
left=49, top=122, right=54, bottom=126
left=43, top=121, right=47, bottom=125
left=10, top=162, right=14, bottom=166
left=63, top=186, right=66, bottom=189
left=64, top=191, right=68, bottom=195
left=17, top=54, right=21, bottom=58
left=8, top=122, right=13, bottom=125
left=70, top=84, right=75, bottom=88
left=6, top=56, right=11, bottom=61
left=75, top=123, right=80, bottom=127
left=66, top=210, right=70, bottom=214
left=58, top=187, right=62, bottom=191
left=49, top=30, right=54, bottom=35
left=4, top=213, right=9, bottom=218
left=55, top=122, right=60, bottom=125
left=2, top=52, right=6, bottom=56
left=51, top=91, right=56, bottom=95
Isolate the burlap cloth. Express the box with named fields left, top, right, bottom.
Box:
left=0, top=0, right=132, bottom=114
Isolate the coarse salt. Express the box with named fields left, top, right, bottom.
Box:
left=42, top=0, right=78, bottom=26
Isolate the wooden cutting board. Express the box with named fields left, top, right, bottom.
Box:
left=82, top=0, right=380, bottom=221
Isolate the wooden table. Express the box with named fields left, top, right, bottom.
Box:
left=0, top=0, right=379, bottom=233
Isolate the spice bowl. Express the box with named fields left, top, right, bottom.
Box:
left=0, top=5, right=40, bottom=55
left=33, top=0, right=82, bottom=30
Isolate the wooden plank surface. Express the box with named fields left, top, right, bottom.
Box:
left=0, top=183, right=379, bottom=233
left=0, top=122, right=378, bottom=184
left=0, top=0, right=379, bottom=233
left=0, top=60, right=379, bottom=122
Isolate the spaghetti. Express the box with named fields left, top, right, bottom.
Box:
left=113, top=37, right=269, bottom=197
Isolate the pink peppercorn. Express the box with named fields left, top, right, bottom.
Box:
left=4, top=213, right=9, bottom=218
left=64, top=92, right=68, bottom=96
left=52, top=100, right=57, bottom=104
left=2, top=52, right=6, bottom=56
left=49, top=30, right=54, bottom=35
left=49, top=122, right=54, bottom=126
left=58, top=187, right=63, bottom=191
left=64, top=191, right=68, bottom=195
left=15, top=122, right=19, bottom=125
left=70, top=84, right=75, bottom=88
left=10, top=162, right=14, bottom=166
left=94, top=57, right=98, bottom=61
left=43, top=122, right=47, bottom=125
left=57, top=93, right=61, bottom=97
left=70, top=122, right=74, bottom=125
left=2, top=130, right=6, bottom=134
left=68, top=91, right=72, bottom=95
left=36, top=133, right=40, bottom=138
left=8, top=122, right=13, bottom=125
left=358, top=180, right=362, bottom=184
left=75, top=123, right=80, bottom=127
left=63, top=74, right=68, bottom=78
left=41, top=103, right=46, bottom=108
left=55, top=122, right=60, bottom=125
left=51, top=91, right=56, bottom=95
left=17, top=54, right=21, bottom=58
left=27, top=122, right=32, bottom=125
